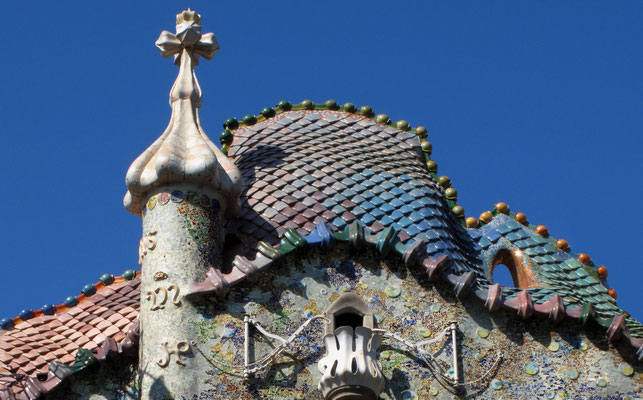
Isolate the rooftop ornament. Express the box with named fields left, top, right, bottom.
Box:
left=124, top=9, right=242, bottom=217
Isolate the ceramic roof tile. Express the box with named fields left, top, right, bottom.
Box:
left=226, top=109, right=482, bottom=276
left=0, top=274, right=140, bottom=397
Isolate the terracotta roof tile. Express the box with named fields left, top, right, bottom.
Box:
left=0, top=274, right=140, bottom=398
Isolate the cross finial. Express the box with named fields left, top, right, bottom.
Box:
left=155, top=9, right=219, bottom=105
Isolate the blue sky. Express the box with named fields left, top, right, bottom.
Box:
left=1, top=1, right=641, bottom=323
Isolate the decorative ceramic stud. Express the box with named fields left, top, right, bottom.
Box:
left=514, top=212, right=528, bottom=225
left=479, top=211, right=494, bottom=224
left=535, top=225, right=549, bottom=237
left=495, top=202, right=509, bottom=214
left=556, top=239, right=569, bottom=251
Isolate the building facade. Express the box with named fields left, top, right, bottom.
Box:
left=0, top=10, right=641, bottom=400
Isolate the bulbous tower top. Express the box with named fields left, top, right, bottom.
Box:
left=124, top=10, right=243, bottom=217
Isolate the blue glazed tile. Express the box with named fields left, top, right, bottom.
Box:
left=332, top=217, right=347, bottom=228
left=322, top=198, right=335, bottom=208
left=381, top=203, right=395, bottom=213
left=332, top=193, right=347, bottom=202
left=514, top=239, right=530, bottom=249
left=391, top=210, right=404, bottom=220
left=399, top=205, right=413, bottom=215
left=524, top=248, right=538, bottom=257
left=380, top=192, right=394, bottom=201
left=521, top=237, right=538, bottom=248
left=505, top=220, right=523, bottom=231
left=381, top=181, right=394, bottom=190
left=362, top=213, right=375, bottom=225
left=400, top=182, right=414, bottom=191
left=390, top=198, right=405, bottom=208
left=390, top=187, right=404, bottom=196
left=361, top=180, right=375, bottom=189
left=424, top=229, right=440, bottom=241
left=533, top=235, right=548, bottom=245
left=409, top=211, right=424, bottom=223
left=398, top=217, right=413, bottom=228
left=352, top=207, right=366, bottom=217
left=505, top=232, right=520, bottom=242
left=361, top=201, right=375, bottom=211
left=400, top=193, right=414, bottom=203
left=417, top=220, right=431, bottom=232
left=515, top=229, right=530, bottom=240
left=425, top=242, right=439, bottom=254
left=409, top=201, right=423, bottom=210
left=341, top=177, right=356, bottom=186
left=478, top=237, right=492, bottom=249
left=370, top=197, right=384, bottom=206
left=467, top=229, right=482, bottom=240
left=419, top=197, right=437, bottom=206
left=409, top=189, right=424, bottom=198
left=496, top=223, right=512, bottom=235
left=485, top=229, right=502, bottom=243
left=341, top=188, right=357, bottom=197
left=353, top=184, right=367, bottom=193
left=428, top=218, right=443, bottom=228
left=434, top=241, right=448, bottom=251
left=370, top=208, right=385, bottom=218
left=419, top=208, right=437, bottom=218
left=353, top=195, right=366, bottom=204
left=381, top=215, right=394, bottom=226
left=406, top=225, right=420, bottom=236
left=331, top=205, right=346, bottom=214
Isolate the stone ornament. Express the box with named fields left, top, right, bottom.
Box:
left=138, top=231, right=157, bottom=266
left=146, top=284, right=181, bottom=310
left=318, top=326, right=384, bottom=400
left=124, top=9, right=243, bottom=218
left=157, top=341, right=190, bottom=367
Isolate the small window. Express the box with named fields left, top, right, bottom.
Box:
left=334, top=312, right=364, bottom=331
left=491, top=249, right=535, bottom=289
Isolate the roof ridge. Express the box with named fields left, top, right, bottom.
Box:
left=0, top=269, right=140, bottom=331
left=188, top=219, right=643, bottom=356
left=467, top=203, right=614, bottom=296
left=220, top=99, right=469, bottom=226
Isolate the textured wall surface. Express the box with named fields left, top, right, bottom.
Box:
left=181, top=245, right=641, bottom=399
left=139, top=189, right=224, bottom=399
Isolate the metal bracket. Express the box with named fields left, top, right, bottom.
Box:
left=242, top=314, right=328, bottom=379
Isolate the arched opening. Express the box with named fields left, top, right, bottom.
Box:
left=492, top=263, right=516, bottom=287
left=324, top=293, right=374, bottom=335
left=491, top=249, right=537, bottom=289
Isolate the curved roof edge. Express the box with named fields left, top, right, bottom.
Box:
left=0, top=270, right=140, bottom=332
left=219, top=99, right=467, bottom=224
left=188, top=220, right=643, bottom=360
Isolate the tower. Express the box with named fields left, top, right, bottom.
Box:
left=124, top=10, right=242, bottom=398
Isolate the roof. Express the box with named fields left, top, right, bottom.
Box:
left=0, top=272, right=140, bottom=399
left=1, top=99, right=642, bottom=398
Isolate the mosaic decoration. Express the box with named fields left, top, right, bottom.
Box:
left=183, top=245, right=642, bottom=399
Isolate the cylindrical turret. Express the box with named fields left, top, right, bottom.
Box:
left=124, top=10, right=242, bottom=398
